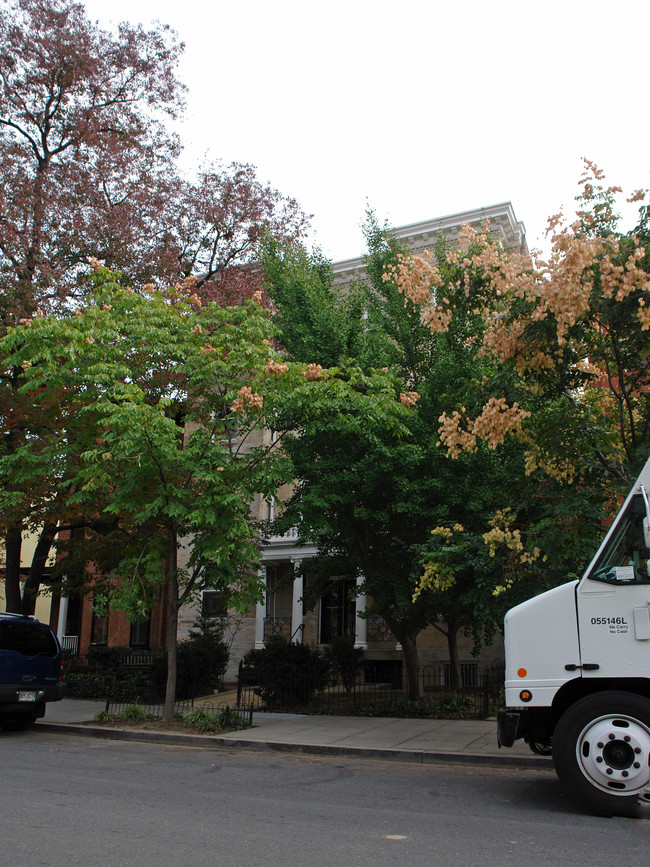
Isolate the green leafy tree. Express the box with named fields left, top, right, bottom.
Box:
left=2, top=271, right=293, bottom=718
left=260, top=237, right=372, bottom=368
left=399, top=165, right=650, bottom=610
left=262, top=217, right=533, bottom=693
left=343, top=169, right=650, bottom=678
left=2, top=267, right=403, bottom=718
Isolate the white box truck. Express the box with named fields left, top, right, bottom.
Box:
left=497, top=457, right=650, bottom=816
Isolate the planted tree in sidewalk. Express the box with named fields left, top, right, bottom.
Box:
left=262, top=218, right=531, bottom=693
left=2, top=266, right=405, bottom=719
left=2, top=270, right=289, bottom=717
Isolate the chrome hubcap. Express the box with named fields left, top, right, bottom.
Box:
left=577, top=714, right=650, bottom=795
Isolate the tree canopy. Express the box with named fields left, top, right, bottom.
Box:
left=0, top=0, right=309, bottom=615
left=390, top=163, right=650, bottom=604
left=420, top=163, right=650, bottom=487
left=0, top=0, right=184, bottom=318
left=262, top=173, right=650, bottom=692
left=1, top=266, right=404, bottom=715
left=261, top=217, right=535, bottom=693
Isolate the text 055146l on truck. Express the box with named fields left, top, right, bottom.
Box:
left=497, top=457, right=650, bottom=816
left=0, top=612, right=66, bottom=731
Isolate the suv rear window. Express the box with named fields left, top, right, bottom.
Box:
left=0, top=621, right=58, bottom=657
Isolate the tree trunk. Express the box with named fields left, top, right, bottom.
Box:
left=446, top=618, right=462, bottom=689
left=399, top=629, right=422, bottom=700
left=4, top=526, right=23, bottom=613
left=21, top=522, right=57, bottom=616
left=162, top=529, right=179, bottom=723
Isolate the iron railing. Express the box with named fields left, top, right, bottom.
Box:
left=366, top=617, right=394, bottom=643
left=264, top=617, right=292, bottom=640
left=237, top=660, right=504, bottom=719
left=104, top=698, right=254, bottom=727
left=60, top=635, right=79, bottom=655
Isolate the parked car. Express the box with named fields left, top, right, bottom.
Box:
left=0, top=611, right=66, bottom=731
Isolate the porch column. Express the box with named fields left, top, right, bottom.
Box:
left=290, top=558, right=304, bottom=643
left=56, top=593, right=69, bottom=641
left=355, top=574, right=368, bottom=650
left=255, top=565, right=267, bottom=649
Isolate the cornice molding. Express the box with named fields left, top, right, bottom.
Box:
left=332, top=202, right=526, bottom=283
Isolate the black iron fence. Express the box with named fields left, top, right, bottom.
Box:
left=64, top=646, right=204, bottom=703
left=104, top=698, right=254, bottom=727
left=238, top=660, right=504, bottom=719
left=105, top=698, right=195, bottom=716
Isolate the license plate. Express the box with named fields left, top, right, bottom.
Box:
left=18, top=691, right=37, bottom=702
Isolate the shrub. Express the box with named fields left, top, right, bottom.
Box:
left=118, top=703, right=154, bottom=723
left=241, top=634, right=330, bottom=709
left=64, top=616, right=229, bottom=702
left=65, top=668, right=153, bottom=701
left=183, top=708, right=222, bottom=733
left=85, top=645, right=131, bottom=669
left=150, top=615, right=230, bottom=700
left=324, top=636, right=364, bottom=692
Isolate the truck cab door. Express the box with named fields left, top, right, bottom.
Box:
left=577, top=491, right=650, bottom=678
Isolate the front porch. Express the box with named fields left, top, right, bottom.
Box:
left=255, top=531, right=395, bottom=654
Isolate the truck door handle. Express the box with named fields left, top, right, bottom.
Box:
left=565, top=663, right=600, bottom=671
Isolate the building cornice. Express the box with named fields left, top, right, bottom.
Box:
left=332, top=201, right=526, bottom=284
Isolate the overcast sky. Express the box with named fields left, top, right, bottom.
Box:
left=84, top=0, right=649, bottom=262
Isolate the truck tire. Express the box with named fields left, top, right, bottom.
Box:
left=0, top=711, right=38, bottom=732
left=553, top=691, right=650, bottom=817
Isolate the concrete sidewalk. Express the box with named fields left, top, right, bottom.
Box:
left=35, top=698, right=552, bottom=769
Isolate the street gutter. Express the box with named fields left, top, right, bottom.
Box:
left=36, top=721, right=554, bottom=770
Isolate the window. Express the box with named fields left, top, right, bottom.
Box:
left=64, top=596, right=82, bottom=637
left=0, top=621, right=58, bottom=657
left=202, top=591, right=227, bottom=619
left=90, top=612, right=108, bottom=646
left=129, top=618, right=151, bottom=649
left=589, top=494, right=650, bottom=584
left=320, top=578, right=356, bottom=644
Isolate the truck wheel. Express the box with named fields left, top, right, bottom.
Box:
left=553, top=691, right=650, bottom=817
left=0, top=712, right=38, bottom=732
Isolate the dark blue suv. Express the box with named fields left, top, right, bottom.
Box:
left=0, top=612, right=66, bottom=731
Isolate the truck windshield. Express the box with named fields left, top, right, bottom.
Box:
left=0, top=622, right=58, bottom=657
left=589, top=494, right=650, bottom=584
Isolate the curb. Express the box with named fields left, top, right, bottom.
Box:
left=36, top=721, right=554, bottom=770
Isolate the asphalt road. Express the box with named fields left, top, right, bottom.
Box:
left=2, top=730, right=649, bottom=866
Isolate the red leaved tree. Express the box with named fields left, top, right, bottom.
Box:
left=0, top=0, right=309, bottom=614
left=0, top=0, right=186, bottom=325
